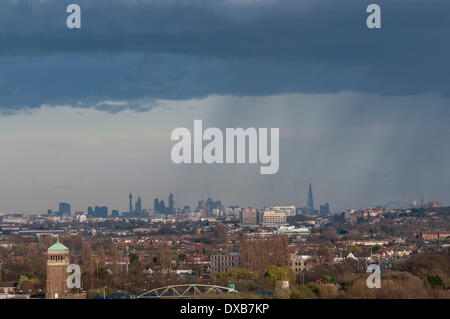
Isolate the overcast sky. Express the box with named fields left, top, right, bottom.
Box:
left=1, top=0, right=449, bottom=214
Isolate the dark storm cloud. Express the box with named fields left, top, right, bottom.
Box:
left=0, top=0, right=450, bottom=111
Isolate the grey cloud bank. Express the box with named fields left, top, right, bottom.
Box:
left=0, top=0, right=450, bottom=111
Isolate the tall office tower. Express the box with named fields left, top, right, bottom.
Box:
left=168, top=193, right=174, bottom=213
left=307, top=183, right=314, bottom=213
left=320, top=202, right=330, bottom=215
left=59, top=202, right=71, bottom=216
left=87, top=206, right=93, bottom=216
left=129, top=193, right=133, bottom=214
left=202, top=200, right=208, bottom=218
left=135, top=197, right=142, bottom=216
left=94, top=206, right=108, bottom=218
left=154, top=198, right=160, bottom=213
left=159, top=200, right=166, bottom=214
left=46, top=238, right=69, bottom=299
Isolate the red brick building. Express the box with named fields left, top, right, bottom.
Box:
left=46, top=238, right=69, bottom=299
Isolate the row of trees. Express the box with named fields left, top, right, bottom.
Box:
left=240, top=235, right=289, bottom=276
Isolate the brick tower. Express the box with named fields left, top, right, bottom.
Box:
left=46, top=237, right=69, bottom=299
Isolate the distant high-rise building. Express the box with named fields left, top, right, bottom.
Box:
left=307, top=184, right=314, bottom=213
left=320, top=202, right=330, bottom=215
left=129, top=193, right=133, bottom=214
left=154, top=198, right=160, bottom=213
left=59, top=202, right=71, bottom=216
left=87, top=206, right=93, bottom=216
left=93, top=206, right=108, bottom=218
left=201, top=200, right=208, bottom=218
left=135, top=197, right=142, bottom=216
left=111, top=210, right=119, bottom=217
left=228, top=206, right=240, bottom=218
left=168, top=193, right=174, bottom=213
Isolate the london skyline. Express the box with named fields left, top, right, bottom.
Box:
left=0, top=180, right=441, bottom=216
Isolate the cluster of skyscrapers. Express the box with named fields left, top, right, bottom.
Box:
left=154, top=193, right=175, bottom=215
left=197, top=198, right=224, bottom=218
left=44, top=183, right=329, bottom=221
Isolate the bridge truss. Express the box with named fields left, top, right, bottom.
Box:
left=136, top=284, right=239, bottom=298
